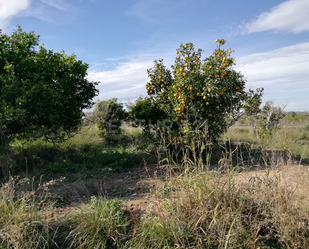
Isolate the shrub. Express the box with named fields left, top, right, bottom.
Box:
left=92, top=98, right=128, bottom=136
left=251, top=101, right=285, bottom=140
left=144, top=40, right=263, bottom=143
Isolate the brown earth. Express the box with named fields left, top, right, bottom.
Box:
left=43, top=164, right=170, bottom=220
left=13, top=163, right=309, bottom=223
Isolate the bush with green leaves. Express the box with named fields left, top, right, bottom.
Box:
left=91, top=98, right=128, bottom=136
left=128, top=96, right=168, bottom=132
left=0, top=26, right=99, bottom=178
left=0, top=26, right=99, bottom=143
left=251, top=101, right=286, bottom=140
left=144, top=40, right=263, bottom=143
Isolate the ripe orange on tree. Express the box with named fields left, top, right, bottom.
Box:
left=144, top=40, right=264, bottom=143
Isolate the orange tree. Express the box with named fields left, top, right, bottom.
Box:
left=145, top=39, right=263, bottom=143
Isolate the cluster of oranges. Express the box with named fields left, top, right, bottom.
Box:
left=145, top=40, right=246, bottom=124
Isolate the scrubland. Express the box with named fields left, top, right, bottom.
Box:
left=1, top=115, right=309, bottom=248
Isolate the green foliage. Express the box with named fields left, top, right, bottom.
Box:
left=0, top=123, right=160, bottom=180
left=92, top=98, right=128, bottom=136
left=223, top=125, right=309, bottom=163
left=1, top=139, right=309, bottom=248
left=145, top=40, right=263, bottom=143
left=284, top=114, right=309, bottom=121
left=0, top=26, right=99, bottom=143
left=287, top=111, right=297, bottom=118
left=67, top=198, right=129, bottom=248
left=10, top=137, right=145, bottom=178
left=0, top=177, right=60, bottom=248
left=0, top=178, right=130, bottom=249
left=251, top=101, right=285, bottom=140
left=128, top=97, right=168, bottom=132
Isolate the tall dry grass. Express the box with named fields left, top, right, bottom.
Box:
left=130, top=166, right=309, bottom=248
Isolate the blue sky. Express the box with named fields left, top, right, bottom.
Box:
left=1, top=0, right=309, bottom=111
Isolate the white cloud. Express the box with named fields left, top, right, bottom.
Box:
left=26, top=0, right=72, bottom=20
left=88, top=59, right=154, bottom=102
left=236, top=42, right=309, bottom=111
left=0, top=0, right=32, bottom=29
left=0, top=0, right=72, bottom=30
left=87, top=45, right=178, bottom=102
left=88, top=42, right=309, bottom=111
left=21, top=4, right=54, bottom=23
left=40, top=0, right=69, bottom=11
left=244, top=0, right=309, bottom=34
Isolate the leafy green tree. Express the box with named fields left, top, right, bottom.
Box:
left=251, top=101, right=286, bottom=140
left=145, top=40, right=263, bottom=143
left=92, top=98, right=128, bottom=135
left=0, top=26, right=99, bottom=144
left=128, top=97, right=168, bottom=132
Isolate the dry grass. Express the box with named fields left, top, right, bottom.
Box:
left=130, top=165, right=309, bottom=248
left=233, top=165, right=309, bottom=213
left=1, top=164, right=309, bottom=248
left=223, top=124, right=309, bottom=162
left=1, top=120, right=309, bottom=248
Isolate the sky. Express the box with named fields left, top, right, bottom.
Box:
left=1, top=0, right=309, bottom=111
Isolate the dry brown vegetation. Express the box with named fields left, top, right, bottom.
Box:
left=1, top=116, right=309, bottom=248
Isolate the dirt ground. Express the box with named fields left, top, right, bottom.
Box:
left=232, top=164, right=309, bottom=211
left=24, top=163, right=309, bottom=222
left=43, top=164, right=169, bottom=219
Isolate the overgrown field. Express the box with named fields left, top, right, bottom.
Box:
left=1, top=115, right=309, bottom=248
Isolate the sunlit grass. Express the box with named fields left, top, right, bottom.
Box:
left=1, top=118, right=309, bottom=248
left=130, top=166, right=309, bottom=248
left=2, top=165, right=309, bottom=248
left=222, top=121, right=309, bottom=162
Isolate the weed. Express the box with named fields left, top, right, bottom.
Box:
left=66, top=197, right=130, bottom=248
left=130, top=169, right=309, bottom=248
